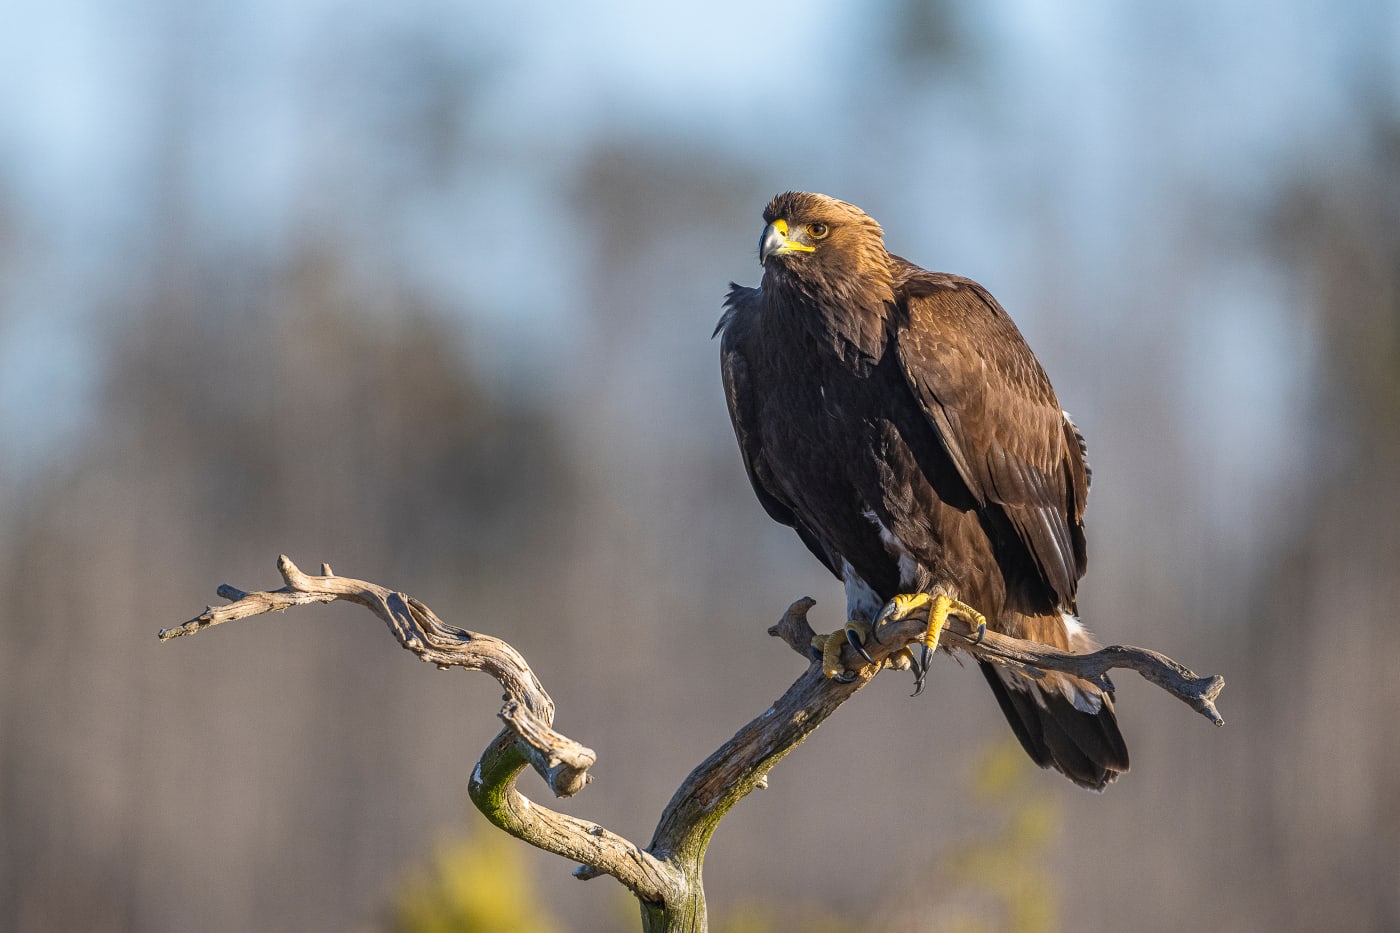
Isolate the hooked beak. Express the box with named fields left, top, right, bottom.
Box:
left=759, top=218, right=815, bottom=266
left=759, top=221, right=786, bottom=266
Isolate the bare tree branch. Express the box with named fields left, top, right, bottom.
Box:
left=159, top=556, right=677, bottom=903
left=161, top=557, right=1225, bottom=932
left=777, top=605, right=1227, bottom=728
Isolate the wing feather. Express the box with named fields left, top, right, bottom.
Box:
left=892, top=267, right=1089, bottom=606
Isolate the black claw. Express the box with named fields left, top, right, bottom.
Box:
left=972, top=623, right=987, bottom=646
left=918, top=643, right=934, bottom=673
left=846, top=628, right=874, bottom=664
left=909, top=644, right=934, bottom=698
left=832, top=670, right=859, bottom=684
left=907, top=649, right=926, bottom=695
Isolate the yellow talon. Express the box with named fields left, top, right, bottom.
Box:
left=815, top=619, right=878, bottom=680
left=813, top=596, right=987, bottom=685
left=881, top=592, right=934, bottom=623
left=875, top=592, right=987, bottom=648
left=870, top=592, right=987, bottom=695
left=821, top=630, right=846, bottom=679
left=923, top=593, right=988, bottom=652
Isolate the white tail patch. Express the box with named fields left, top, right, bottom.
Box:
left=1061, top=612, right=1100, bottom=653
left=1057, top=612, right=1104, bottom=711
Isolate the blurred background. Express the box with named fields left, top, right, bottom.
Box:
left=2, top=1, right=1397, bottom=930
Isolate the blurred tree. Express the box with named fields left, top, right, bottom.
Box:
left=883, top=0, right=979, bottom=74
left=0, top=240, right=578, bottom=932
left=1232, top=112, right=1400, bottom=931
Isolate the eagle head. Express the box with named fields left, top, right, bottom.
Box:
left=759, top=192, right=885, bottom=267
left=754, top=192, right=895, bottom=366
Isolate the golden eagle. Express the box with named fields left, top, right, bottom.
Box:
left=716, top=192, right=1128, bottom=789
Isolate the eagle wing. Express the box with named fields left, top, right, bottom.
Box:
left=717, top=285, right=840, bottom=578
left=891, top=267, right=1090, bottom=607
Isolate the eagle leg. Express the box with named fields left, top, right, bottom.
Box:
left=873, top=593, right=989, bottom=696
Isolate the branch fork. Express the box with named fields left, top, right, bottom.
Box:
left=162, top=557, right=1225, bottom=931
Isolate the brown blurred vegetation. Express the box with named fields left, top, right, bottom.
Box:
left=2, top=5, right=1397, bottom=932
left=0, top=243, right=580, bottom=931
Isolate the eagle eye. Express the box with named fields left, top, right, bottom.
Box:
left=808, top=222, right=830, bottom=239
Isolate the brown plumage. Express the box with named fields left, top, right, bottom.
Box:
left=716, top=192, right=1128, bottom=789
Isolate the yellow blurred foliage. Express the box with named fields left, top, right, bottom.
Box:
left=389, top=832, right=563, bottom=933
left=922, top=739, right=1062, bottom=933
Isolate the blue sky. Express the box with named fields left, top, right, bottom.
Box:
left=1, top=0, right=1394, bottom=498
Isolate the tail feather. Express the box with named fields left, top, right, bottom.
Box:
left=979, top=661, right=1129, bottom=791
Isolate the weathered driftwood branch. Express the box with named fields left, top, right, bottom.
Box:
left=158, top=556, right=669, bottom=901
left=160, top=556, right=596, bottom=796
left=788, top=602, right=1227, bottom=727
left=161, top=557, right=1224, bottom=933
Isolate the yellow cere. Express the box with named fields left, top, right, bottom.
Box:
left=774, top=218, right=816, bottom=253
